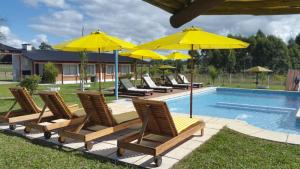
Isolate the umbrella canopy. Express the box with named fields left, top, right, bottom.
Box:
left=137, top=27, right=249, bottom=50
left=137, top=26, right=249, bottom=118
left=53, top=31, right=136, bottom=52
left=245, top=66, right=272, bottom=73
left=53, top=30, right=136, bottom=100
left=120, top=49, right=167, bottom=60
left=166, top=52, right=191, bottom=60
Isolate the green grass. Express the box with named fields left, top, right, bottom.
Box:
left=174, top=128, right=300, bottom=169
left=0, top=131, right=128, bottom=169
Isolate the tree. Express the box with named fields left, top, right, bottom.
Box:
left=20, top=75, right=41, bottom=95
left=39, top=42, right=53, bottom=50
left=42, top=62, right=58, bottom=83
left=288, top=40, right=300, bottom=69
left=208, top=65, right=218, bottom=85
left=295, top=33, right=300, bottom=46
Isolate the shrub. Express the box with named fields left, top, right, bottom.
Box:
left=20, top=75, right=40, bottom=95
left=42, top=62, right=58, bottom=83
left=208, top=65, right=219, bottom=85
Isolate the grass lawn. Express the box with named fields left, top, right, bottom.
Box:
left=174, top=128, right=300, bottom=169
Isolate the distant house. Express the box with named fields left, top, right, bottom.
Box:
left=0, top=43, right=21, bottom=63
left=11, top=44, right=135, bottom=84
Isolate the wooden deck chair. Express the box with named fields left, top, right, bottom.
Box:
left=177, top=74, right=203, bottom=88
left=143, top=75, right=173, bottom=93
left=24, top=91, right=86, bottom=139
left=117, top=99, right=205, bottom=167
left=0, top=87, right=53, bottom=130
left=166, top=75, right=189, bottom=89
left=58, top=91, right=141, bottom=150
left=119, top=78, right=154, bottom=96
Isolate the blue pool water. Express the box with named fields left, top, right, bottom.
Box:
left=167, top=88, right=300, bottom=134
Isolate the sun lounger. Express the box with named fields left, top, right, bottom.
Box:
left=58, top=91, right=141, bottom=150
left=143, top=75, right=173, bottom=93
left=166, top=75, right=189, bottom=89
left=117, top=99, right=205, bottom=167
left=0, top=87, right=53, bottom=130
left=119, top=78, right=154, bottom=96
left=177, top=74, right=203, bottom=88
left=24, top=91, right=86, bottom=139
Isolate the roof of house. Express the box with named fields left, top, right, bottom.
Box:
left=0, top=43, right=21, bottom=53
left=22, top=50, right=135, bottom=63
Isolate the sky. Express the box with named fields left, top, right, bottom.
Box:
left=1, top=0, right=300, bottom=48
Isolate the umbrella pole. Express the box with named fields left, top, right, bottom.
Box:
left=98, top=48, right=102, bottom=92
left=134, top=60, right=137, bottom=85
left=189, top=45, right=194, bottom=118
left=140, top=56, right=143, bottom=86
left=256, top=73, right=258, bottom=88
left=114, top=50, right=119, bottom=100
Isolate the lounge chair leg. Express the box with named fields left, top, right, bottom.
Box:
left=44, top=131, right=52, bottom=139
left=58, top=136, right=66, bottom=143
left=85, top=142, right=93, bottom=151
left=117, top=148, right=125, bottom=157
left=201, top=129, right=204, bottom=136
left=24, top=127, right=31, bottom=134
left=154, top=156, right=162, bottom=167
left=9, top=124, right=16, bottom=130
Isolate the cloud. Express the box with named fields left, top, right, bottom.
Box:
left=23, top=0, right=68, bottom=8
left=0, top=26, right=26, bottom=48
left=30, top=34, right=48, bottom=47
left=27, top=0, right=300, bottom=45
left=29, top=10, right=84, bottom=38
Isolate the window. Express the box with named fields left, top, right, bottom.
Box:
left=63, top=64, right=78, bottom=76
left=120, top=64, right=131, bottom=74
left=86, top=64, right=96, bottom=76
left=106, top=64, right=114, bottom=75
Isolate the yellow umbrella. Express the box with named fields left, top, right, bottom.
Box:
left=165, top=52, right=191, bottom=60
left=53, top=31, right=135, bottom=52
left=53, top=30, right=136, bottom=100
left=137, top=26, right=249, bottom=118
left=120, top=49, right=167, bottom=85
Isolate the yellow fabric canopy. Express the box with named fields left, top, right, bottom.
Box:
left=245, top=66, right=272, bottom=73
left=53, top=31, right=136, bottom=52
left=166, top=52, right=191, bottom=60
left=120, top=49, right=167, bottom=60
left=137, top=27, right=249, bottom=50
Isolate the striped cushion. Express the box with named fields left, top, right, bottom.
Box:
left=173, top=116, right=200, bottom=133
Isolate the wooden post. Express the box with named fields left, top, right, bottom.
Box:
left=170, top=0, right=225, bottom=28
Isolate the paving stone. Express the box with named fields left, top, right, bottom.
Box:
left=178, top=139, right=204, bottom=150
left=136, top=155, right=179, bottom=169
left=286, top=134, right=300, bottom=145
left=86, top=142, right=117, bottom=157
left=251, top=130, right=288, bottom=143
left=109, top=149, right=146, bottom=164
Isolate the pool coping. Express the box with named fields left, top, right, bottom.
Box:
left=149, top=87, right=300, bottom=145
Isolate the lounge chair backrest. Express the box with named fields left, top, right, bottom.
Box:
left=167, top=75, right=178, bottom=85
left=9, top=87, right=40, bottom=114
left=143, top=76, right=156, bottom=88
left=120, top=78, right=134, bottom=90
left=179, top=74, right=189, bottom=84
left=38, top=91, right=73, bottom=119
left=132, top=98, right=178, bottom=137
left=77, top=92, right=116, bottom=127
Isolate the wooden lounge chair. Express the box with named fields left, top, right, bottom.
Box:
left=177, top=74, right=203, bottom=88
left=119, top=78, right=154, bottom=96
left=58, top=91, right=141, bottom=150
left=166, top=75, right=189, bottom=89
left=143, top=75, right=173, bottom=93
left=117, top=99, right=205, bottom=167
left=0, top=87, right=53, bottom=130
left=24, top=91, right=86, bottom=139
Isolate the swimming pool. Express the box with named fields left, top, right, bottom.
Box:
left=167, top=88, right=300, bottom=134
